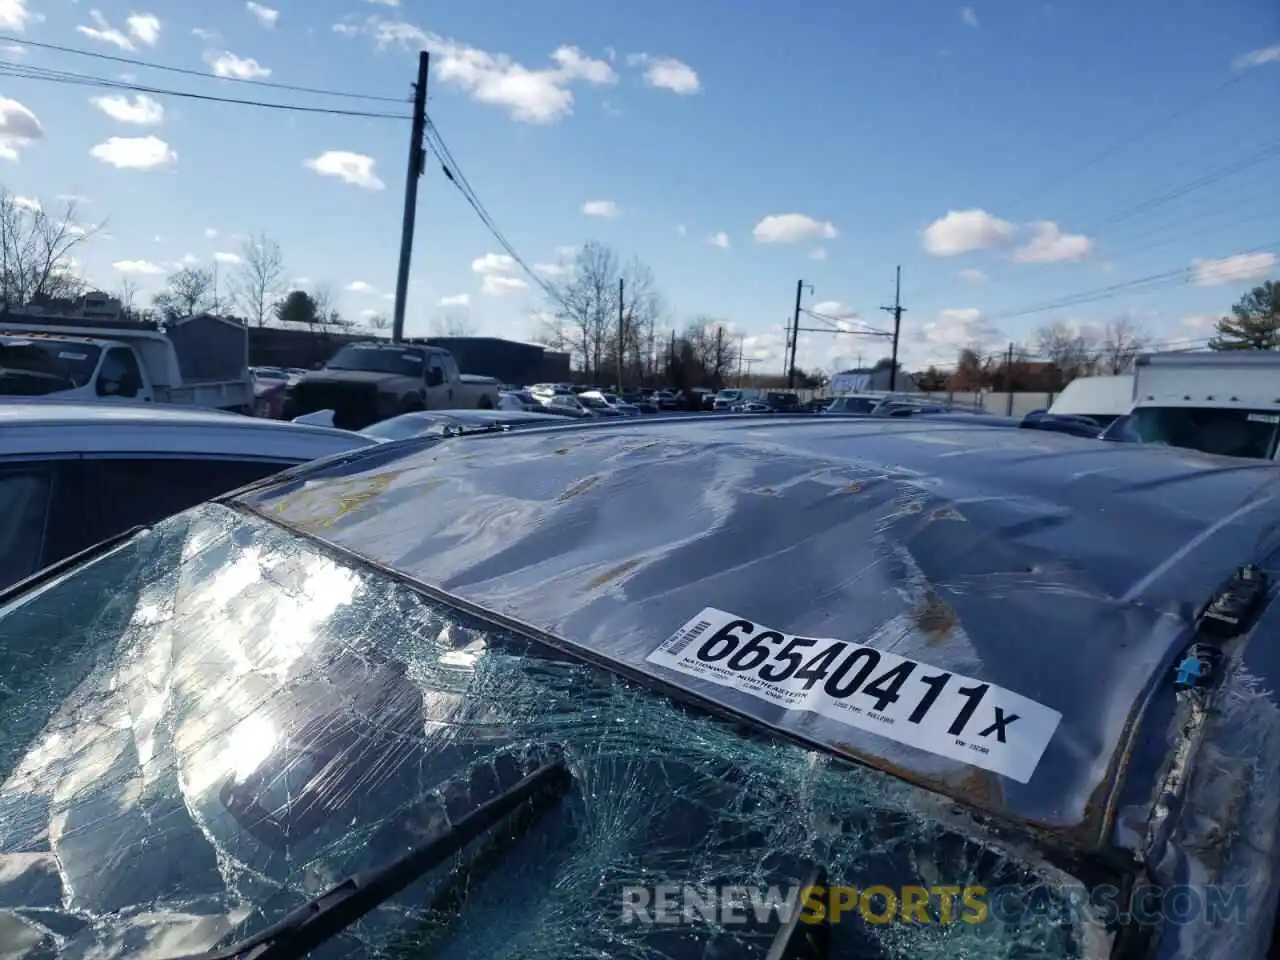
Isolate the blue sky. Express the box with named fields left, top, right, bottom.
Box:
left=0, top=0, right=1277, bottom=372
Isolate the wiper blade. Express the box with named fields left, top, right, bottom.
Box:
left=179, top=760, right=571, bottom=960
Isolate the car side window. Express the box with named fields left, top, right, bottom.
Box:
left=0, top=463, right=57, bottom=589
left=439, top=353, right=460, bottom=382
left=79, top=457, right=300, bottom=547
left=96, top=348, right=143, bottom=398
left=426, top=355, right=446, bottom=386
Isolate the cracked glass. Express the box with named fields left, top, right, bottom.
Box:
left=0, top=504, right=1090, bottom=959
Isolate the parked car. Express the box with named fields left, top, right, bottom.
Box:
left=0, top=416, right=1276, bottom=959
left=497, top=389, right=542, bottom=412
left=537, top=393, right=595, bottom=418
left=581, top=390, right=641, bottom=417
left=621, top=390, right=658, bottom=413
left=284, top=342, right=501, bottom=430
left=0, top=400, right=373, bottom=591
left=360, top=409, right=569, bottom=442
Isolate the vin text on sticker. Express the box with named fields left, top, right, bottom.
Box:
left=646, top=608, right=1061, bottom=784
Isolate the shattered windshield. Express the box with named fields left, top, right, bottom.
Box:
left=0, top=505, right=1093, bottom=959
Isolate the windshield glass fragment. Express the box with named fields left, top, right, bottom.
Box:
left=0, top=505, right=1094, bottom=959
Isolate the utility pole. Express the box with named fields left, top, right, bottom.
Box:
left=1005, top=341, right=1015, bottom=416
left=391, top=50, right=430, bottom=345
left=714, top=325, right=724, bottom=386
left=211, top=258, right=219, bottom=314
left=736, top=333, right=745, bottom=386
left=616, top=277, right=625, bottom=391
left=788, top=279, right=813, bottom=389
left=879, top=266, right=906, bottom=391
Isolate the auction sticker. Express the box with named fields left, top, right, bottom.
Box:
left=646, top=608, right=1061, bottom=784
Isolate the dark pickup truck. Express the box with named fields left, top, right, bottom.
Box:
left=283, top=342, right=500, bottom=430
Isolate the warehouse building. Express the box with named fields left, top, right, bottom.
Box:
left=248, top=328, right=570, bottom=384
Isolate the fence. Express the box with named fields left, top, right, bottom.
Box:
left=800, top=389, right=1058, bottom=417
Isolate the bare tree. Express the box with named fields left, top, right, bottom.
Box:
left=153, top=266, right=214, bottom=317
left=1100, top=317, right=1146, bottom=374
left=541, top=241, right=663, bottom=383
left=685, top=318, right=739, bottom=386
left=232, top=233, right=285, bottom=327
left=0, top=189, right=97, bottom=308
left=117, top=277, right=139, bottom=313
left=431, top=305, right=474, bottom=337
left=367, top=312, right=391, bottom=332
left=1035, top=320, right=1099, bottom=384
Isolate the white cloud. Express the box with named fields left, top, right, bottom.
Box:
left=205, top=50, right=271, bottom=79
left=213, top=251, right=241, bottom=265
left=365, top=0, right=401, bottom=5
left=533, top=262, right=570, bottom=277
left=958, top=267, right=988, bottom=284
left=481, top=275, right=528, bottom=296
left=810, top=301, right=860, bottom=321
left=752, top=213, right=838, bottom=244
left=0, top=0, right=42, bottom=31
left=675, top=224, right=687, bottom=237
left=0, top=96, right=42, bottom=160
left=1233, top=45, right=1280, bottom=70
left=127, top=13, right=160, bottom=45
left=246, top=2, right=279, bottom=28
left=707, top=231, right=730, bottom=249
left=89, top=135, right=176, bottom=169
left=90, top=93, right=164, bottom=125
left=626, top=53, right=701, bottom=94
left=346, top=281, right=376, bottom=293
left=12, top=194, right=37, bottom=211
left=304, top=151, right=384, bottom=189
left=582, top=199, right=619, bottom=217
left=910, top=307, right=1006, bottom=367
left=554, top=244, right=577, bottom=257
left=1013, top=220, right=1093, bottom=263
left=471, top=253, right=517, bottom=275
left=76, top=10, right=135, bottom=50
left=1191, top=252, right=1277, bottom=286
left=921, top=209, right=1016, bottom=256
left=355, top=21, right=616, bottom=123
left=960, top=6, right=978, bottom=27
left=113, top=259, right=164, bottom=275
left=191, top=27, right=218, bottom=41
left=438, top=293, right=470, bottom=307
left=204, top=227, right=218, bottom=238
left=809, top=247, right=827, bottom=261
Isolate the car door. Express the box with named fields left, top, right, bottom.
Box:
left=0, top=457, right=82, bottom=591
left=73, top=454, right=305, bottom=555
left=424, top=353, right=452, bottom=408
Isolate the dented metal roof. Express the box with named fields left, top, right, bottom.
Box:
left=234, top=416, right=1280, bottom=848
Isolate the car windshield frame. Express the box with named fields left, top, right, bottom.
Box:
left=0, top=503, right=1111, bottom=960
left=0, top=340, right=102, bottom=388
left=1107, top=404, right=1280, bottom=460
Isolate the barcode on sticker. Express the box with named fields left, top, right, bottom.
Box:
left=665, top=619, right=713, bottom=656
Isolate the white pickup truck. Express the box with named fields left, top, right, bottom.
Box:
left=0, top=313, right=253, bottom=412
left=1101, top=351, right=1280, bottom=460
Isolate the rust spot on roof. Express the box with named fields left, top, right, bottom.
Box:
left=589, top=556, right=645, bottom=588
left=557, top=475, right=599, bottom=501
left=913, top=590, right=958, bottom=644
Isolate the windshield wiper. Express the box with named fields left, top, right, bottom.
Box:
left=178, top=760, right=572, bottom=960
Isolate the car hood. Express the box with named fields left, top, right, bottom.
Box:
left=234, top=417, right=1280, bottom=851
left=301, top=371, right=413, bottom=389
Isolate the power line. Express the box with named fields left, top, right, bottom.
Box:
left=0, top=60, right=411, bottom=119
left=423, top=116, right=571, bottom=312
left=0, top=33, right=409, bottom=104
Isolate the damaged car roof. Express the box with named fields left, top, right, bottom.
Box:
left=233, top=415, right=1280, bottom=850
